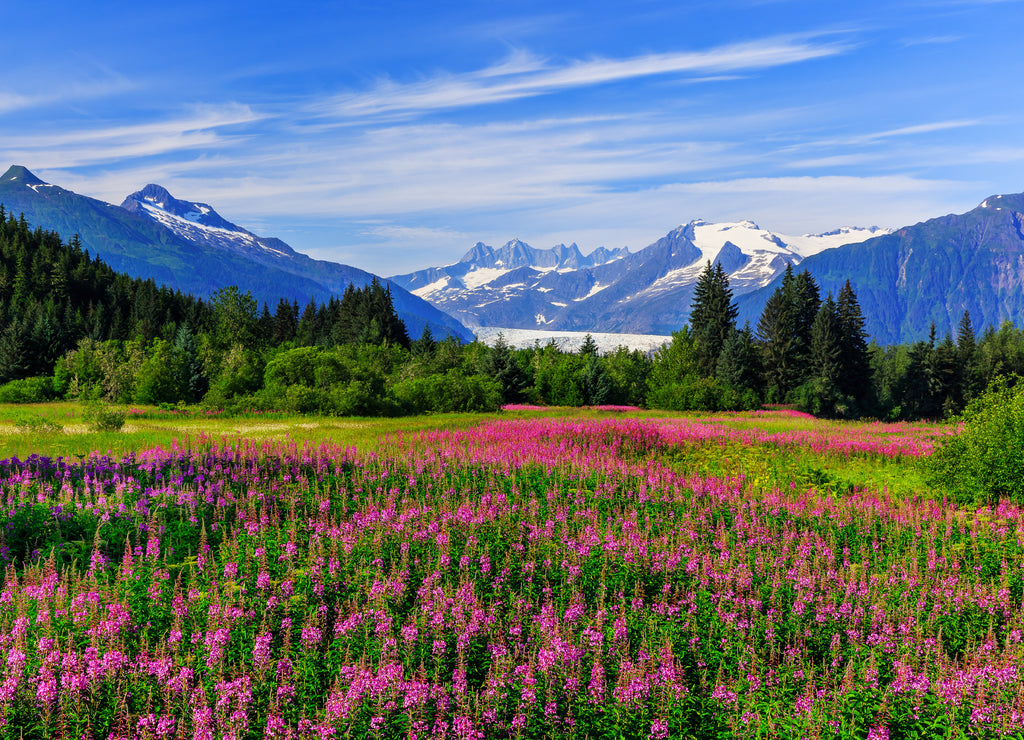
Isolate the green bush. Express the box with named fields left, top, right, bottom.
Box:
left=646, top=375, right=756, bottom=412
left=82, top=402, right=127, bottom=433
left=391, top=372, right=502, bottom=413
left=13, top=414, right=63, bottom=434
left=0, top=376, right=57, bottom=403
left=930, top=375, right=1024, bottom=504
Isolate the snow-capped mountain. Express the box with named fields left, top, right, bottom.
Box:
left=0, top=166, right=472, bottom=341
left=390, top=220, right=888, bottom=335
left=120, top=184, right=300, bottom=261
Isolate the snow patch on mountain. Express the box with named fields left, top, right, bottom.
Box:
left=785, top=226, right=890, bottom=257
left=137, top=201, right=290, bottom=258
left=475, top=327, right=671, bottom=354
left=391, top=218, right=891, bottom=335
left=463, top=267, right=513, bottom=290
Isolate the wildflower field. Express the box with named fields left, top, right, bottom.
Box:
left=0, top=407, right=1020, bottom=739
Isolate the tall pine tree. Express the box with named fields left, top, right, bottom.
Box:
left=835, top=280, right=872, bottom=413
left=689, top=261, right=738, bottom=377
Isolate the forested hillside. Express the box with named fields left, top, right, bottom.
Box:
left=2, top=209, right=1023, bottom=419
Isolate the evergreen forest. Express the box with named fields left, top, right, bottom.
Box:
left=2, top=208, right=1022, bottom=419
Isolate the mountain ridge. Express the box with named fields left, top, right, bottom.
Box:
left=735, top=194, right=1024, bottom=344
left=0, top=166, right=472, bottom=341
left=391, top=219, right=888, bottom=335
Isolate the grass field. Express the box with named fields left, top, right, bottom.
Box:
left=1, top=403, right=1017, bottom=739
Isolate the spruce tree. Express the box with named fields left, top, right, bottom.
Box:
left=789, top=268, right=822, bottom=381
left=412, top=324, right=437, bottom=357
left=716, top=323, right=762, bottom=396
left=579, top=333, right=599, bottom=357
left=689, top=261, right=738, bottom=377
left=956, top=310, right=981, bottom=403
left=805, top=294, right=849, bottom=416
left=835, top=280, right=872, bottom=413
left=582, top=355, right=612, bottom=405
left=756, top=288, right=796, bottom=402
left=174, top=324, right=207, bottom=403
left=483, top=333, right=530, bottom=403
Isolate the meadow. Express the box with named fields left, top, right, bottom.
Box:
left=0, top=403, right=1018, bottom=739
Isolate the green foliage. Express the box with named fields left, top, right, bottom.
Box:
left=480, top=334, right=532, bottom=404
left=391, top=371, right=502, bottom=413
left=82, top=401, right=127, bottom=432
left=715, top=324, right=762, bottom=400
left=756, top=267, right=822, bottom=403
left=203, top=343, right=265, bottom=407
left=689, top=261, right=738, bottom=376
left=0, top=375, right=57, bottom=403
left=930, top=375, right=1024, bottom=503
left=13, top=413, right=63, bottom=433
left=602, top=345, right=651, bottom=406
left=647, top=374, right=757, bottom=411
left=134, top=339, right=182, bottom=405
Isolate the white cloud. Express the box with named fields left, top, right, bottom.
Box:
left=317, top=35, right=852, bottom=120
left=0, top=104, right=264, bottom=172
left=0, top=76, right=135, bottom=114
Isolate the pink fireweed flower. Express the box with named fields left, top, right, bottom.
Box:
left=588, top=660, right=606, bottom=702
left=256, top=570, right=271, bottom=591
left=301, top=623, right=322, bottom=648
left=253, top=631, right=272, bottom=668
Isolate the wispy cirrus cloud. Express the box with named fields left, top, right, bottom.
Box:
left=0, top=104, right=264, bottom=169
left=850, top=119, right=983, bottom=143
left=317, top=34, right=854, bottom=120
left=0, top=75, right=135, bottom=115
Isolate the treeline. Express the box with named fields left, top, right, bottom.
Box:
left=651, top=261, right=1024, bottom=420
left=2, top=208, right=1024, bottom=419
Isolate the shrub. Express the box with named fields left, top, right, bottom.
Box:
left=13, top=414, right=63, bottom=434
left=646, top=375, right=756, bottom=412
left=930, top=375, right=1024, bottom=503
left=82, top=402, right=127, bottom=432
left=391, top=372, right=502, bottom=414
left=0, top=376, right=57, bottom=403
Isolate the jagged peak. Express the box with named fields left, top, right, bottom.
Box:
left=121, top=184, right=238, bottom=232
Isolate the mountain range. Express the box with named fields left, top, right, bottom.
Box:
left=393, top=194, right=1024, bottom=345
left=0, top=166, right=472, bottom=341
left=733, top=194, right=1024, bottom=345
left=390, top=221, right=889, bottom=337
left=5, top=164, right=1024, bottom=347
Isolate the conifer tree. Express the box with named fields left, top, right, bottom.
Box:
left=804, top=294, right=850, bottom=416
left=756, top=289, right=795, bottom=402
left=716, top=323, right=762, bottom=396
left=482, top=333, right=530, bottom=403
left=579, top=333, right=599, bottom=357
left=582, top=354, right=612, bottom=405
left=835, top=280, right=872, bottom=412
left=174, top=324, right=207, bottom=403
left=789, top=268, right=822, bottom=376
left=956, top=310, right=981, bottom=403
left=412, top=324, right=437, bottom=357
left=689, top=261, right=738, bottom=377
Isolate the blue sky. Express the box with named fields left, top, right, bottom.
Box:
left=2, top=0, right=1023, bottom=275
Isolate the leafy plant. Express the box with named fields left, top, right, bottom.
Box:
left=82, top=401, right=127, bottom=432
left=930, top=374, right=1024, bottom=503
left=13, top=413, right=63, bottom=434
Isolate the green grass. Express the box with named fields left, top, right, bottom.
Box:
left=0, top=402, right=647, bottom=459
left=0, top=402, right=941, bottom=501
